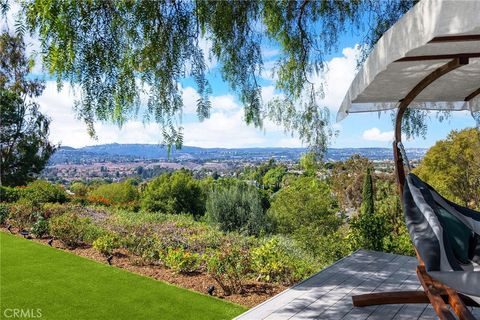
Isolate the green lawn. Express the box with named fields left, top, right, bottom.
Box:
left=0, top=232, right=246, bottom=320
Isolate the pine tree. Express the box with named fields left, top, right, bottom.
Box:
left=351, top=166, right=388, bottom=251
left=361, top=167, right=375, bottom=216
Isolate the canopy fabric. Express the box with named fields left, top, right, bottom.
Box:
left=337, top=0, right=480, bottom=122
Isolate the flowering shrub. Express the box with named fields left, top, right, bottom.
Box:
left=204, top=241, right=250, bottom=295
left=6, top=203, right=38, bottom=229
left=86, top=195, right=112, bottom=206
left=185, top=227, right=223, bottom=253
left=123, top=234, right=163, bottom=264
left=164, top=247, right=200, bottom=274
left=49, top=212, right=103, bottom=247
left=93, top=233, right=121, bottom=255
left=21, top=180, right=68, bottom=204
left=0, top=203, right=9, bottom=225
left=87, top=181, right=139, bottom=210
left=40, top=203, right=71, bottom=219
left=251, top=237, right=315, bottom=284
left=0, top=186, right=22, bottom=202
left=31, top=215, right=49, bottom=238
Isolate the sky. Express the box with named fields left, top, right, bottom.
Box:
left=3, top=7, right=477, bottom=149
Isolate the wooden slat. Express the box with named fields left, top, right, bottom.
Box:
left=236, top=250, right=382, bottom=320
left=367, top=270, right=422, bottom=319
left=395, top=52, right=480, bottom=62
left=340, top=256, right=416, bottom=320
left=418, top=305, right=437, bottom=320
left=352, top=291, right=429, bottom=307
left=465, top=88, right=480, bottom=101
left=429, top=35, right=480, bottom=43
left=235, top=251, right=480, bottom=320
left=289, top=255, right=409, bottom=320
left=325, top=262, right=417, bottom=320
left=266, top=252, right=399, bottom=320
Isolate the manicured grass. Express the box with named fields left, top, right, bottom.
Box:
left=0, top=232, right=246, bottom=320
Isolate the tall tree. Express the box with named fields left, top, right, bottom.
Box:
left=206, top=181, right=268, bottom=236
left=3, top=0, right=417, bottom=155
left=141, top=169, right=206, bottom=217
left=268, top=176, right=340, bottom=237
left=361, top=166, right=374, bottom=216
left=330, top=154, right=371, bottom=210
left=0, top=32, right=56, bottom=186
left=351, top=168, right=387, bottom=251
left=414, top=128, right=480, bottom=209
left=299, top=151, right=320, bottom=176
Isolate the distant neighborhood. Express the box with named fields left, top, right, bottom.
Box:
left=41, top=144, right=427, bottom=183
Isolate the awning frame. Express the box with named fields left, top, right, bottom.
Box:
left=393, top=56, right=469, bottom=194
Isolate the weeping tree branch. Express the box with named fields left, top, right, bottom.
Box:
left=2, top=0, right=420, bottom=157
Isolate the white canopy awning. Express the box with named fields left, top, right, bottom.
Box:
left=337, top=0, right=480, bottom=122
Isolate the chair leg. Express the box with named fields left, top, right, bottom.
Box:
left=417, top=266, right=476, bottom=320
left=352, top=268, right=478, bottom=320
left=352, top=291, right=429, bottom=307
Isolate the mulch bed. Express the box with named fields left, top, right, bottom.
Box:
left=1, top=227, right=286, bottom=308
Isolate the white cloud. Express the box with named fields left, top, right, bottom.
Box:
left=37, top=81, right=294, bottom=148
left=314, top=46, right=359, bottom=112
left=260, top=60, right=278, bottom=81
left=260, top=85, right=278, bottom=103
left=332, top=122, right=343, bottom=131
left=37, top=82, right=165, bottom=147
left=259, top=45, right=359, bottom=114
left=211, top=94, right=239, bottom=111
left=33, top=45, right=363, bottom=149
left=183, top=110, right=266, bottom=148
left=36, top=82, right=87, bottom=147
left=274, top=137, right=303, bottom=148
left=182, top=88, right=239, bottom=115
left=362, top=127, right=394, bottom=142
left=262, top=47, right=280, bottom=59
left=198, top=36, right=217, bottom=70
left=181, top=86, right=201, bottom=114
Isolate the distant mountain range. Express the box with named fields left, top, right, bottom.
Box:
left=48, top=143, right=427, bottom=165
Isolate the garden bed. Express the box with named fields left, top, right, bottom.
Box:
left=2, top=226, right=286, bottom=308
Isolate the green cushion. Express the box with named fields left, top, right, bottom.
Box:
left=436, top=205, right=472, bottom=264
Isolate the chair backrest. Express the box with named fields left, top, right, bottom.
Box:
left=403, top=173, right=479, bottom=272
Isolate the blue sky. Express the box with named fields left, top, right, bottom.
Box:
left=5, top=6, right=477, bottom=149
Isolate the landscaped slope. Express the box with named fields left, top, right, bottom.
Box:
left=0, top=232, right=246, bottom=320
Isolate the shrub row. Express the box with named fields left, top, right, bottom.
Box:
left=1, top=202, right=319, bottom=295
left=1, top=180, right=67, bottom=204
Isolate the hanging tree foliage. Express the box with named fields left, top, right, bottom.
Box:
left=2, top=0, right=418, bottom=156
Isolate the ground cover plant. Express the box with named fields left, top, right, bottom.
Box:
left=0, top=232, right=246, bottom=320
